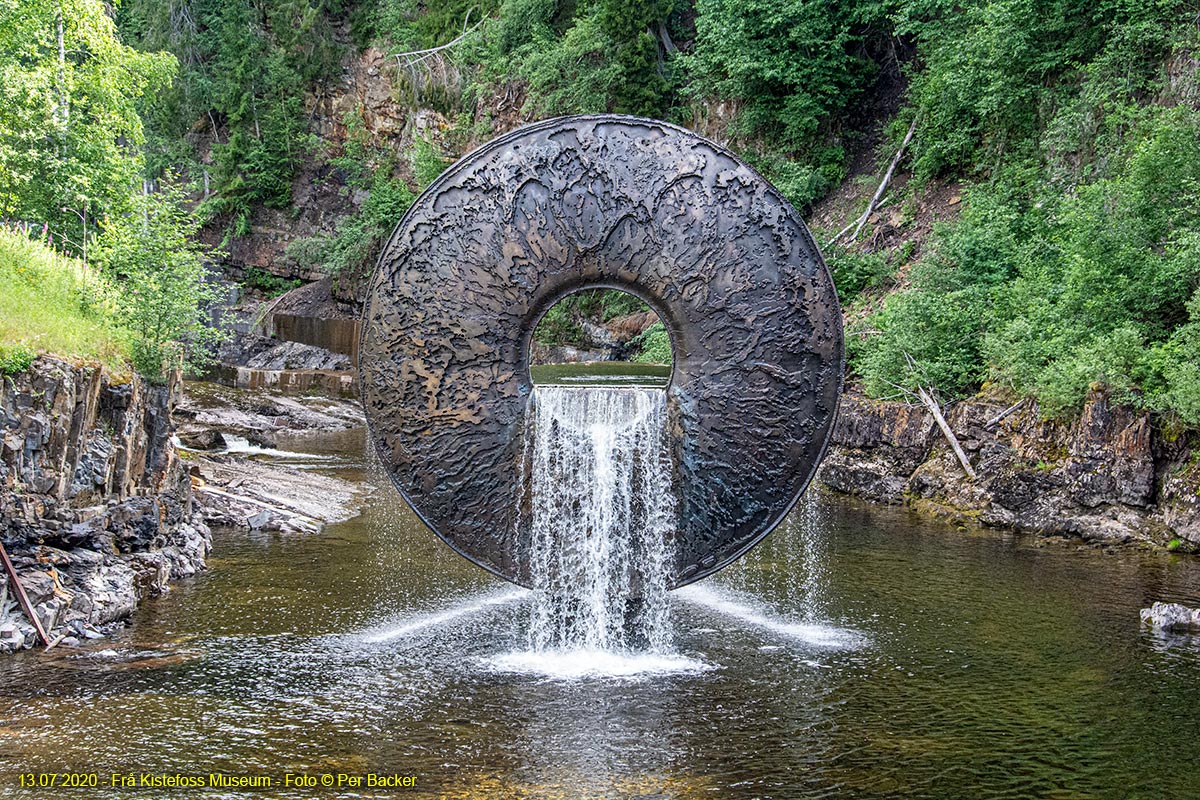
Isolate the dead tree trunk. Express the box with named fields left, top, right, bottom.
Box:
left=827, top=115, right=918, bottom=248
left=915, top=385, right=977, bottom=480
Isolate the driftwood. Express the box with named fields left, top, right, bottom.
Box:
left=915, top=385, right=978, bottom=480
left=885, top=354, right=977, bottom=480
left=827, top=116, right=918, bottom=249
left=985, top=397, right=1027, bottom=429
left=0, top=541, right=51, bottom=647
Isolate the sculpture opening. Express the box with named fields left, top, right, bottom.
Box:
left=529, top=287, right=673, bottom=386
left=519, top=288, right=678, bottom=652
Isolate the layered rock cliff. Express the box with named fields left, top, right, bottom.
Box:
left=0, top=358, right=209, bottom=652
left=819, top=388, right=1200, bottom=550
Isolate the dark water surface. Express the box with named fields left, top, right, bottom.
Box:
left=1, top=426, right=1198, bottom=799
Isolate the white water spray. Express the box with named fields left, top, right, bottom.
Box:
left=522, top=386, right=677, bottom=653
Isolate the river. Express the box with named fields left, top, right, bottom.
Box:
left=1, top=405, right=1198, bottom=799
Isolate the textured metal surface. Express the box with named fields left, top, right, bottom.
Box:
left=359, top=115, right=843, bottom=588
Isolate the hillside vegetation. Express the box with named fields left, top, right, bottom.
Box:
left=4, top=1, right=1198, bottom=422
left=0, top=228, right=127, bottom=373
left=0, top=2, right=224, bottom=381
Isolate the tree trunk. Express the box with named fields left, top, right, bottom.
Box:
left=55, top=4, right=68, bottom=130
left=916, top=386, right=977, bottom=480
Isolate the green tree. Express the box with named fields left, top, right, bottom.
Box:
left=93, top=182, right=225, bottom=382
left=118, top=0, right=342, bottom=237
left=0, top=0, right=174, bottom=253
left=596, top=0, right=674, bottom=116
left=683, top=0, right=874, bottom=150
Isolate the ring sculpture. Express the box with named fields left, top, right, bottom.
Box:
left=359, top=115, right=843, bottom=589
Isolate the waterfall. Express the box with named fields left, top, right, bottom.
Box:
left=793, top=491, right=829, bottom=623
left=522, top=386, right=676, bottom=653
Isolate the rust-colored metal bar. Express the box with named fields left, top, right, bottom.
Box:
left=0, top=541, right=51, bottom=647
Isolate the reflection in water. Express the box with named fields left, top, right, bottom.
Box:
left=0, top=424, right=1198, bottom=799
left=531, top=362, right=671, bottom=388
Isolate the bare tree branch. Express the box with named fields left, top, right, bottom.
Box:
left=827, top=115, right=918, bottom=249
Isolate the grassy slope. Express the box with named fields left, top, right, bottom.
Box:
left=0, top=230, right=129, bottom=373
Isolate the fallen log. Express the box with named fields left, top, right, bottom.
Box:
left=0, top=541, right=51, bottom=647
left=827, top=115, right=918, bottom=249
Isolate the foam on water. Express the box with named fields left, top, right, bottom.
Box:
left=677, top=584, right=865, bottom=648
left=219, top=434, right=337, bottom=461
left=486, top=648, right=712, bottom=679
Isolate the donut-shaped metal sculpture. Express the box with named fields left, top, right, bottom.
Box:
left=359, top=115, right=842, bottom=588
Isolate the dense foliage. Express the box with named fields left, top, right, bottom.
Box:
left=93, top=182, right=225, bottom=382
left=630, top=322, right=673, bottom=364
left=848, top=4, right=1200, bottom=423
left=1, top=2, right=220, bottom=381
left=8, top=0, right=1195, bottom=423
left=0, top=0, right=173, bottom=252
left=533, top=290, right=670, bottom=364
left=118, top=0, right=343, bottom=236
left=533, top=289, right=650, bottom=347
left=286, top=111, right=418, bottom=277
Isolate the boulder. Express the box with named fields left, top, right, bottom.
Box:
left=1140, top=602, right=1200, bottom=633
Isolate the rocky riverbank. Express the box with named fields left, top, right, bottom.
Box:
left=177, top=380, right=369, bottom=534
left=0, top=359, right=209, bottom=652
left=818, top=387, right=1200, bottom=551
left=1, top=355, right=371, bottom=654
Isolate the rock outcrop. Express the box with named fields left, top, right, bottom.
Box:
left=0, top=358, right=210, bottom=652
left=175, top=381, right=364, bottom=448
left=819, top=387, right=1200, bottom=550
left=192, top=453, right=366, bottom=534
left=198, top=48, right=441, bottom=303
left=1141, top=602, right=1200, bottom=632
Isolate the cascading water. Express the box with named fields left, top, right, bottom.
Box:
left=522, top=386, right=677, bottom=653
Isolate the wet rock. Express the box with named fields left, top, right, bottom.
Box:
left=175, top=381, right=364, bottom=449
left=193, top=452, right=366, bottom=534
left=216, top=315, right=353, bottom=373
left=818, top=387, right=1200, bottom=550
left=818, top=396, right=933, bottom=503
left=177, top=427, right=222, bottom=450
left=244, top=340, right=352, bottom=371
left=247, top=510, right=275, bottom=529
left=1161, top=468, right=1200, bottom=550
left=1141, top=602, right=1200, bottom=632
left=0, top=357, right=211, bottom=654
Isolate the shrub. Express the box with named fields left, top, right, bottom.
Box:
left=243, top=267, right=302, bottom=298
left=631, top=322, right=672, bottom=364
left=413, top=137, right=451, bottom=190
left=519, top=12, right=626, bottom=116
left=852, top=105, right=1200, bottom=420
left=683, top=0, right=873, bottom=152
left=287, top=172, right=416, bottom=276
left=533, top=303, right=585, bottom=347
left=850, top=286, right=991, bottom=399
left=94, top=183, right=224, bottom=382
left=0, top=343, right=35, bottom=376
left=824, top=248, right=896, bottom=303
